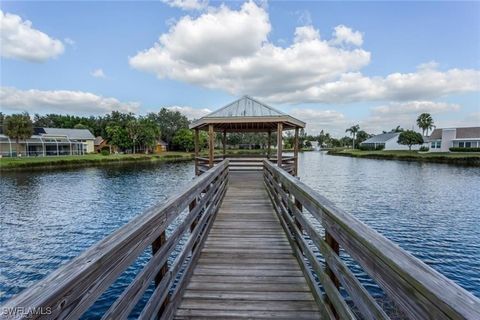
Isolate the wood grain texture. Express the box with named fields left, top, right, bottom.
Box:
left=173, top=172, right=321, bottom=319
left=264, top=160, right=480, bottom=320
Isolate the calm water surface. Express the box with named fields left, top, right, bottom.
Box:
left=1, top=153, right=479, bottom=316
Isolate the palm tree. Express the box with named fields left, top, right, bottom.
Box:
left=416, top=113, right=435, bottom=136
left=4, top=112, right=33, bottom=156
left=127, top=119, right=141, bottom=154
left=345, top=124, right=360, bottom=149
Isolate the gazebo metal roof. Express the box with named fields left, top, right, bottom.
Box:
left=189, top=96, right=305, bottom=131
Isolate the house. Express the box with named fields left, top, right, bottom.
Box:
left=0, top=127, right=95, bottom=157
left=428, top=127, right=480, bottom=152
left=360, top=132, right=425, bottom=150
left=155, top=140, right=168, bottom=153
left=94, top=136, right=112, bottom=153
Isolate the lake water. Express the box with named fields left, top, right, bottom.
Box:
left=1, top=153, right=479, bottom=316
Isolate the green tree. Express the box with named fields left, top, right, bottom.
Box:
left=148, top=108, right=189, bottom=147
left=126, top=120, right=142, bottom=153
left=172, top=129, right=195, bottom=152
left=138, top=117, right=161, bottom=152
left=356, top=130, right=371, bottom=145
left=345, top=124, right=360, bottom=149
left=4, top=112, right=34, bottom=156
left=397, top=130, right=424, bottom=150
left=0, top=112, right=5, bottom=125
left=390, top=125, right=404, bottom=133
left=416, top=113, right=435, bottom=136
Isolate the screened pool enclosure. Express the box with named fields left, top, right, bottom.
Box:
left=0, top=134, right=86, bottom=157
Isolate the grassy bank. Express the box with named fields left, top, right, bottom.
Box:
left=327, top=149, right=480, bottom=166
left=0, top=152, right=194, bottom=171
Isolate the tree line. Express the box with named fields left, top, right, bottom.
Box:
left=0, top=110, right=435, bottom=154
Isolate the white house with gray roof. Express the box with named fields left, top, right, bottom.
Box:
left=428, top=127, right=480, bottom=152
left=360, top=132, right=425, bottom=151
left=0, top=127, right=95, bottom=157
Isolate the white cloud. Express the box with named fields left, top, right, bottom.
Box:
left=167, top=105, right=211, bottom=120
left=162, top=0, right=208, bottom=11
left=0, top=10, right=64, bottom=62
left=0, top=87, right=139, bottom=115
left=331, top=25, right=363, bottom=46
left=130, top=1, right=479, bottom=105
left=64, top=37, right=75, bottom=46
left=361, top=101, right=461, bottom=133
left=91, top=68, right=107, bottom=78
left=290, top=108, right=347, bottom=135
left=371, top=101, right=460, bottom=116
left=130, top=2, right=370, bottom=99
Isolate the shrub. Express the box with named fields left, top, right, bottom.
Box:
left=100, top=149, right=110, bottom=156
left=449, top=147, right=480, bottom=152
left=359, top=144, right=384, bottom=151
left=419, top=146, right=429, bottom=152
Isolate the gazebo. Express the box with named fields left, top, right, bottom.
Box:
left=189, top=96, right=305, bottom=176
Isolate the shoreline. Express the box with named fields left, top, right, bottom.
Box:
left=0, top=152, right=194, bottom=172
left=327, top=149, right=480, bottom=166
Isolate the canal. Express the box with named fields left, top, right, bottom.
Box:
left=1, top=153, right=479, bottom=316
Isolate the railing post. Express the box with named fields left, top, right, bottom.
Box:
left=152, top=230, right=168, bottom=315
left=189, top=198, right=199, bottom=251
left=194, top=129, right=199, bottom=176
left=325, top=231, right=340, bottom=318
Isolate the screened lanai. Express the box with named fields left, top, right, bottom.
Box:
left=189, top=95, right=305, bottom=175
left=0, top=134, right=85, bottom=157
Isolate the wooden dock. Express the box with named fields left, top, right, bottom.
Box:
left=175, top=172, right=321, bottom=319
left=3, top=159, right=480, bottom=320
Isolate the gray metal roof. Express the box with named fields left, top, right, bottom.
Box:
left=189, top=96, right=305, bottom=130
left=205, top=96, right=285, bottom=118
left=361, top=132, right=399, bottom=144
left=42, top=128, right=95, bottom=140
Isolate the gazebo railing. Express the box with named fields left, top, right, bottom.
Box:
left=195, top=155, right=297, bottom=175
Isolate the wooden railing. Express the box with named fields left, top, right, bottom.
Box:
left=263, top=160, right=480, bottom=320
left=195, top=155, right=296, bottom=174
left=2, top=160, right=229, bottom=320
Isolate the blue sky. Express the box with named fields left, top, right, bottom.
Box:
left=1, top=0, right=479, bottom=135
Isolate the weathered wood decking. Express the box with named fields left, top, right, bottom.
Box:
left=175, top=172, right=321, bottom=319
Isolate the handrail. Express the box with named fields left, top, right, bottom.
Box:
left=2, top=160, right=230, bottom=320
left=263, top=160, right=480, bottom=320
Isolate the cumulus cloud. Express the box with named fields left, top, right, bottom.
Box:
left=129, top=1, right=369, bottom=97
left=167, top=105, right=211, bottom=120
left=0, top=87, right=139, bottom=115
left=162, top=0, right=208, bottom=11
left=330, top=25, right=363, bottom=46
left=0, top=10, right=64, bottom=62
left=130, top=1, right=479, bottom=105
left=290, top=108, right=347, bottom=134
left=371, top=100, right=460, bottom=116
left=91, top=68, right=107, bottom=78
left=360, top=101, right=462, bottom=133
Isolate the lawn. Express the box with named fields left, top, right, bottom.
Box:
left=327, top=149, right=480, bottom=165
left=0, top=152, right=194, bottom=170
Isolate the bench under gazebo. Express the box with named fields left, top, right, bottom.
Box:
left=189, top=95, right=306, bottom=176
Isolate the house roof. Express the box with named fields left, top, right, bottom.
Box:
left=189, top=95, right=305, bottom=131
left=157, top=139, right=168, bottom=146
left=456, top=127, right=480, bottom=139
left=429, top=127, right=480, bottom=140
left=94, top=136, right=104, bottom=145
left=361, top=132, right=399, bottom=144
left=42, top=128, right=95, bottom=140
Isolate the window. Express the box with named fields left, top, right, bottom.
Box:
left=465, top=142, right=471, bottom=148
left=431, top=142, right=436, bottom=148
left=459, top=142, right=465, bottom=148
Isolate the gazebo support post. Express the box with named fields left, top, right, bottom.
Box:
left=267, top=131, right=271, bottom=159
left=277, top=122, right=283, bottom=168
left=208, top=124, right=214, bottom=168
left=294, top=127, right=299, bottom=176
left=222, top=130, right=226, bottom=159
left=194, top=129, right=199, bottom=176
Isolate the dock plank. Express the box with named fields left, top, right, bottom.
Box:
left=174, top=172, right=321, bottom=319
